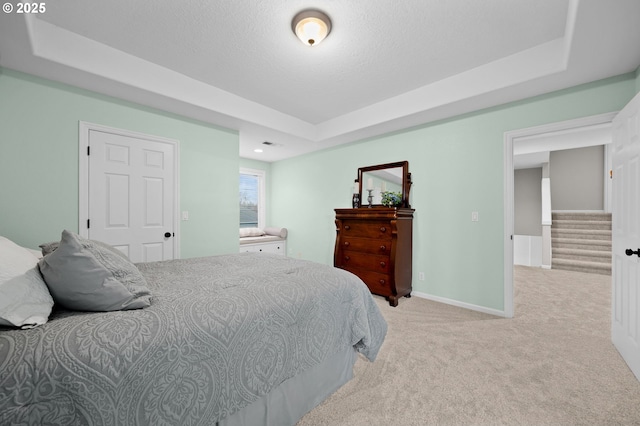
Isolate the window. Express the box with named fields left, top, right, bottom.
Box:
left=239, top=168, right=265, bottom=229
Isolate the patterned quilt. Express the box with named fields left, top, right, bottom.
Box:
left=0, top=253, right=387, bottom=425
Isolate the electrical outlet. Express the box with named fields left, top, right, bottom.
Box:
left=471, top=211, right=479, bottom=222
left=419, top=272, right=425, bottom=281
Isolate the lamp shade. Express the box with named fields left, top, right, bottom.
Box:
left=292, top=10, right=331, bottom=46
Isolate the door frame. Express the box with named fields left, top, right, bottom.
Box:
left=78, top=121, right=181, bottom=259
left=503, top=112, right=617, bottom=318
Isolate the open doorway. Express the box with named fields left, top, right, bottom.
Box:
left=503, top=112, right=617, bottom=318
left=515, top=145, right=611, bottom=272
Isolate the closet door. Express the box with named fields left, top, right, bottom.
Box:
left=81, top=123, right=178, bottom=263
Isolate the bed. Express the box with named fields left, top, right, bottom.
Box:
left=0, top=233, right=387, bottom=425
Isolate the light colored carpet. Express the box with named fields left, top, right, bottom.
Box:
left=297, top=266, right=640, bottom=425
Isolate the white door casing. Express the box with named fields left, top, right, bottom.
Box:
left=79, top=122, right=179, bottom=262
left=611, top=91, right=640, bottom=381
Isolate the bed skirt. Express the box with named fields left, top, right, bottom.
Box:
left=218, top=347, right=357, bottom=426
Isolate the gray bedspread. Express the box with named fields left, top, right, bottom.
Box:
left=0, top=253, right=387, bottom=425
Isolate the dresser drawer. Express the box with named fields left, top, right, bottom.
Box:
left=340, top=237, right=390, bottom=255
left=340, top=220, right=392, bottom=239
left=334, top=208, right=414, bottom=307
left=343, top=267, right=392, bottom=296
left=339, top=252, right=390, bottom=273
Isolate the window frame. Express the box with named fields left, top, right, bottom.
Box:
left=239, top=167, right=266, bottom=230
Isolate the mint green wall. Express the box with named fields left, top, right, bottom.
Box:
left=0, top=68, right=239, bottom=257
left=271, top=73, right=637, bottom=312
left=636, top=66, right=640, bottom=93
left=3, top=65, right=636, bottom=312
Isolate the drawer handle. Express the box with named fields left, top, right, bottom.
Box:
left=345, top=256, right=350, bottom=261
left=344, top=225, right=350, bottom=230
left=380, top=227, right=386, bottom=232
left=344, top=241, right=350, bottom=246
left=379, top=279, right=386, bottom=285
left=380, top=245, right=386, bottom=251
left=380, top=261, right=386, bottom=267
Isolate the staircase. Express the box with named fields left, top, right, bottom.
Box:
left=551, top=212, right=612, bottom=275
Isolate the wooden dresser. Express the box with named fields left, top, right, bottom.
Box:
left=334, top=207, right=414, bottom=307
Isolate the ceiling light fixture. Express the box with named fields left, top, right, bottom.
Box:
left=291, top=9, right=331, bottom=46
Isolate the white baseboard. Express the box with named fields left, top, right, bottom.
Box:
left=541, top=265, right=552, bottom=270
left=410, top=291, right=506, bottom=318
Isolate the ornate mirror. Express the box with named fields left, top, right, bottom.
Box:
left=356, top=161, right=412, bottom=208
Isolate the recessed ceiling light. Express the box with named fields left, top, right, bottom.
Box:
left=254, top=148, right=263, bottom=153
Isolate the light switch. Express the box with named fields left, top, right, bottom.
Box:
left=182, top=211, right=189, bottom=221
left=471, top=211, right=479, bottom=222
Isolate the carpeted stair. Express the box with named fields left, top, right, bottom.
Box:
left=551, top=212, right=611, bottom=275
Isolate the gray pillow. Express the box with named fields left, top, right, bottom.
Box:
left=38, top=241, right=59, bottom=257
left=40, top=239, right=128, bottom=259
left=38, top=230, right=151, bottom=311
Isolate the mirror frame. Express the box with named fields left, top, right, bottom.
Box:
left=356, top=161, right=412, bottom=208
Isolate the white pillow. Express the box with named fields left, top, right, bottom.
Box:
left=239, top=227, right=266, bottom=238
left=0, top=236, right=54, bottom=329
left=26, top=247, right=44, bottom=259
left=264, top=227, right=288, bottom=239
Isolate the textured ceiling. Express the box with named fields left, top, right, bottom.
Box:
left=1, top=0, right=639, bottom=161
left=36, top=0, right=567, bottom=124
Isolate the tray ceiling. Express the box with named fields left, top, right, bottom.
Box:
left=1, top=0, right=639, bottom=161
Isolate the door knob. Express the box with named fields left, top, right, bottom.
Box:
left=625, top=248, right=640, bottom=257
left=164, top=232, right=172, bottom=238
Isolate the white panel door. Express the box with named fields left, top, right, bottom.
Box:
left=612, top=91, right=640, bottom=381
left=88, top=129, right=176, bottom=263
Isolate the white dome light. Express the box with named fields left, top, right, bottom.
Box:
left=292, top=10, right=332, bottom=46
